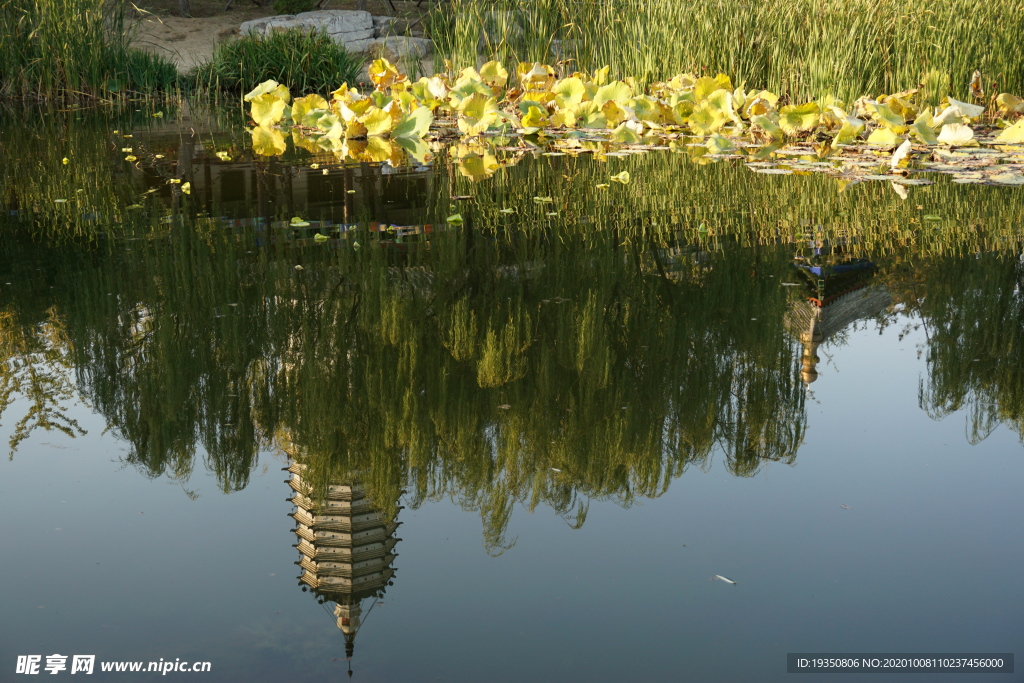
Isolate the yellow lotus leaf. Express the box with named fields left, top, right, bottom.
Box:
left=244, top=80, right=290, bottom=104
left=251, top=126, right=286, bottom=156
left=323, top=118, right=346, bottom=140
left=345, top=118, right=368, bottom=139
left=394, top=136, right=432, bottom=164
left=995, top=93, right=1024, bottom=115
left=458, top=93, right=500, bottom=135
left=694, top=76, right=725, bottom=101
left=706, top=133, right=735, bottom=154
left=908, top=119, right=938, bottom=145
left=522, top=90, right=555, bottom=106
left=370, top=57, right=405, bottom=91
left=745, top=96, right=775, bottom=119
left=592, top=65, right=610, bottom=86
left=944, top=96, right=985, bottom=120
left=604, top=100, right=635, bottom=127
left=707, top=89, right=742, bottom=127
left=577, top=101, right=607, bottom=129
left=292, top=130, right=321, bottom=154
left=751, top=114, right=783, bottom=140
left=359, top=136, right=393, bottom=163
left=594, top=81, right=632, bottom=107
left=394, top=89, right=418, bottom=114
left=866, top=127, right=903, bottom=147
left=937, top=123, right=974, bottom=145
left=250, top=94, right=287, bottom=127
left=832, top=121, right=861, bottom=145
left=480, top=60, right=508, bottom=88
left=549, top=106, right=577, bottom=128
left=553, top=77, right=586, bottom=108
left=457, top=149, right=500, bottom=181
left=292, top=94, right=329, bottom=124
left=869, top=102, right=908, bottom=133
left=518, top=62, right=556, bottom=90
left=393, top=106, right=433, bottom=138
left=995, top=118, right=1024, bottom=144
left=731, top=88, right=747, bottom=113
left=522, top=105, right=550, bottom=128
left=448, top=74, right=493, bottom=109
left=360, top=108, right=393, bottom=136
left=887, top=96, right=918, bottom=122
left=629, top=95, right=660, bottom=123
left=412, top=76, right=449, bottom=109
left=687, top=101, right=727, bottom=135
left=608, top=122, right=640, bottom=143
left=331, top=83, right=358, bottom=102
left=713, top=73, right=733, bottom=92
left=778, top=102, right=821, bottom=137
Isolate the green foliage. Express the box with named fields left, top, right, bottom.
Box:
left=431, top=0, right=1024, bottom=103
left=0, top=0, right=178, bottom=100
left=272, top=0, right=315, bottom=14
left=191, top=29, right=363, bottom=97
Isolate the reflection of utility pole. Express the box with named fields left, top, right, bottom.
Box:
left=799, top=309, right=822, bottom=384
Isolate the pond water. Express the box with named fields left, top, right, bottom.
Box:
left=1, top=107, right=1022, bottom=681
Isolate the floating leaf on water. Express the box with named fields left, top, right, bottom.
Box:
left=706, top=133, right=735, bottom=154
left=778, top=102, right=820, bottom=137
left=294, top=265, right=304, bottom=270
left=533, top=196, right=554, bottom=203
left=610, top=171, right=630, bottom=184
left=126, top=204, right=143, bottom=210
left=865, top=127, right=902, bottom=147
left=937, top=123, right=974, bottom=146
left=215, top=151, right=231, bottom=161
left=169, top=178, right=181, bottom=184
left=990, top=173, right=1024, bottom=186
left=314, top=233, right=329, bottom=242
left=347, top=190, right=356, bottom=194
left=890, top=138, right=912, bottom=169
left=923, top=215, right=943, bottom=221
left=446, top=213, right=464, bottom=225
left=499, top=208, right=515, bottom=214
left=550, top=467, right=562, bottom=472
left=596, top=183, right=610, bottom=189
left=546, top=211, right=558, bottom=216
left=125, top=155, right=137, bottom=162
left=995, top=119, right=1024, bottom=144
left=712, top=575, right=737, bottom=585
left=62, top=157, right=69, bottom=164
left=181, top=182, right=191, bottom=195
left=155, top=154, right=164, bottom=159
left=753, top=168, right=793, bottom=175
left=54, top=198, right=67, bottom=203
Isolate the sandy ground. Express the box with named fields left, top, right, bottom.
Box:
left=130, top=0, right=435, bottom=75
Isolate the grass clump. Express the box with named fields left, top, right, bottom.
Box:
left=0, top=0, right=179, bottom=101
left=191, top=29, right=363, bottom=96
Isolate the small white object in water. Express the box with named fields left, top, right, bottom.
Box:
left=712, top=575, right=737, bottom=585
left=550, top=468, right=562, bottom=473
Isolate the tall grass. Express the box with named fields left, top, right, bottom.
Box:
left=190, top=29, right=364, bottom=97
left=432, top=0, right=1024, bottom=103
left=0, top=0, right=178, bottom=100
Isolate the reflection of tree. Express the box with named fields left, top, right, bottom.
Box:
left=912, top=253, right=1024, bottom=443
left=0, top=305, right=86, bottom=457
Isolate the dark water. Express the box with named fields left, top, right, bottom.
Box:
left=1, top=107, right=1022, bottom=682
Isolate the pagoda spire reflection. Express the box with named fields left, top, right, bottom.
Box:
left=786, top=238, right=892, bottom=383
left=287, top=462, right=401, bottom=674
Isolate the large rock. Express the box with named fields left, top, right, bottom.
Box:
left=365, top=36, right=433, bottom=61
left=239, top=10, right=374, bottom=50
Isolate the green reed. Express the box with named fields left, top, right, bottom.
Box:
left=0, top=0, right=178, bottom=100
left=431, top=0, right=1024, bottom=103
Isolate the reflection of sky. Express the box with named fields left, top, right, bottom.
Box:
left=1, top=321, right=1021, bottom=682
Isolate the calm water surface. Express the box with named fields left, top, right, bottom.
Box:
left=1, top=107, right=1021, bottom=682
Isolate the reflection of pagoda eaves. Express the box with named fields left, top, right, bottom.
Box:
left=786, top=285, right=892, bottom=384
left=287, top=463, right=400, bottom=596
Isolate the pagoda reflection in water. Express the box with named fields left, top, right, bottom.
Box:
left=287, top=462, right=401, bottom=676
left=785, top=238, right=892, bottom=384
